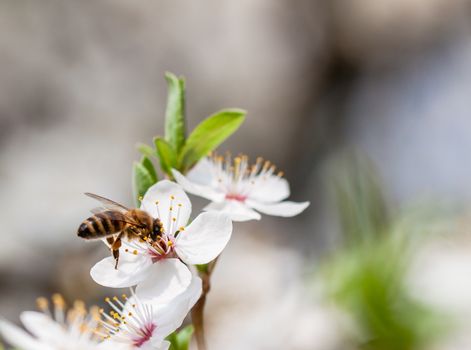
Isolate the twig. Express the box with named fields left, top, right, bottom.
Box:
left=191, top=258, right=219, bottom=350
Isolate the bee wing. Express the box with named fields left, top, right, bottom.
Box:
left=84, top=193, right=130, bottom=213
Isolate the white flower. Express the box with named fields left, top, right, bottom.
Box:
left=90, top=180, right=232, bottom=301
left=0, top=294, right=125, bottom=350
left=172, top=154, right=310, bottom=222
left=0, top=277, right=201, bottom=350
left=97, top=275, right=202, bottom=350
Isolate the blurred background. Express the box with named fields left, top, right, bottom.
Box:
left=2, top=0, right=471, bottom=349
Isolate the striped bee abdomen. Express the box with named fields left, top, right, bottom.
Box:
left=77, top=210, right=126, bottom=239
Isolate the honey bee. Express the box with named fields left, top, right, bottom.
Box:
left=77, top=193, right=163, bottom=269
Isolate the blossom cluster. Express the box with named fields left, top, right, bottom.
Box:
left=0, top=153, right=308, bottom=350
left=0, top=70, right=310, bottom=349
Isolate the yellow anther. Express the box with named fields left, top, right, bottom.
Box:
left=179, top=226, right=185, bottom=231
left=132, top=304, right=136, bottom=308
left=172, top=217, right=176, bottom=222
left=52, top=294, right=65, bottom=308
left=105, top=297, right=111, bottom=303
left=80, top=323, right=89, bottom=333
left=168, top=241, right=173, bottom=247
left=113, top=296, right=119, bottom=301
left=36, top=297, right=49, bottom=311
left=170, top=195, right=175, bottom=200
left=133, top=250, right=138, bottom=255
left=178, top=203, right=182, bottom=207
left=122, top=294, right=127, bottom=299
left=74, top=300, right=86, bottom=314
left=125, top=248, right=129, bottom=252
left=155, top=200, right=159, bottom=205
left=138, top=196, right=143, bottom=201
left=128, top=312, right=132, bottom=316
left=169, top=206, right=173, bottom=211
left=99, top=308, right=104, bottom=314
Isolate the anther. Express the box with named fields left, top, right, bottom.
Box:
left=52, top=294, right=65, bottom=308
left=36, top=297, right=49, bottom=311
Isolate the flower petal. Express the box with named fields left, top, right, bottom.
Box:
left=135, top=258, right=192, bottom=303
left=247, top=175, right=290, bottom=203
left=204, top=200, right=261, bottom=222
left=90, top=252, right=153, bottom=288
left=175, top=212, right=232, bottom=264
left=20, top=312, right=69, bottom=346
left=185, top=158, right=215, bottom=186
left=152, top=276, right=202, bottom=338
left=172, top=169, right=225, bottom=202
left=140, top=180, right=192, bottom=233
left=246, top=199, right=310, bottom=217
left=143, top=340, right=170, bottom=350
left=0, top=318, right=53, bottom=350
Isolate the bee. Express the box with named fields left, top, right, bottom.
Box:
left=77, top=193, right=163, bottom=269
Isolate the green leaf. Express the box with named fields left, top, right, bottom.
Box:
left=179, top=109, right=246, bottom=171
left=155, top=137, right=178, bottom=177
left=140, top=156, right=158, bottom=183
left=137, top=143, right=156, bottom=159
left=167, top=325, right=194, bottom=350
left=132, top=161, right=155, bottom=206
left=165, top=72, right=186, bottom=154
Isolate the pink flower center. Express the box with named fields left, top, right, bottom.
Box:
left=147, top=235, right=176, bottom=263
left=225, top=193, right=247, bottom=202
left=133, top=323, right=157, bottom=348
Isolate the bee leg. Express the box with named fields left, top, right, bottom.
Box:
left=106, top=236, right=115, bottom=247
left=111, top=235, right=122, bottom=270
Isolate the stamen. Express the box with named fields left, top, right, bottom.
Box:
left=154, top=200, right=161, bottom=218
left=52, top=293, right=66, bottom=324
left=36, top=297, right=49, bottom=312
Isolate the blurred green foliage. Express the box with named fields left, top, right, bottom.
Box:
left=323, top=155, right=447, bottom=350
left=167, top=325, right=194, bottom=350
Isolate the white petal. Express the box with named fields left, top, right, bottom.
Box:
left=175, top=212, right=232, bottom=265
left=152, top=276, right=203, bottom=338
left=97, top=341, right=130, bottom=350
left=247, top=175, right=290, bottom=202
left=142, top=340, right=170, bottom=350
left=90, top=252, right=153, bottom=288
left=140, top=180, right=192, bottom=234
left=135, top=259, right=192, bottom=304
left=204, top=200, right=261, bottom=222
left=246, top=199, right=310, bottom=217
left=0, top=318, right=52, bottom=350
left=157, top=340, right=171, bottom=350
left=20, top=312, right=69, bottom=346
left=185, top=157, right=215, bottom=186
left=172, top=169, right=225, bottom=202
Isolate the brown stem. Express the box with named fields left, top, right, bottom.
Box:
left=191, top=258, right=219, bottom=350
